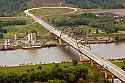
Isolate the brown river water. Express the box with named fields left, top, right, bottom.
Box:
left=0, top=47, right=74, bottom=66
left=0, top=42, right=125, bottom=66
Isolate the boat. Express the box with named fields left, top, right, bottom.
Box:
left=22, top=45, right=42, bottom=49
left=0, top=47, right=16, bottom=51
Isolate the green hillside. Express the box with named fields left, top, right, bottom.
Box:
left=0, top=0, right=125, bottom=16
left=0, top=0, right=31, bottom=16
left=65, top=0, right=125, bottom=9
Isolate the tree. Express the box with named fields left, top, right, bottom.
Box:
left=96, top=28, right=99, bottom=34
left=38, top=66, right=42, bottom=70
left=80, top=13, right=97, bottom=18
left=72, top=60, right=78, bottom=66
left=0, top=28, right=7, bottom=33
left=121, top=66, right=125, bottom=71
left=48, top=80, right=65, bottom=83
left=65, top=0, right=125, bottom=9
left=123, top=60, right=125, bottom=66
left=2, top=72, right=19, bottom=83
left=20, top=73, right=29, bottom=83
left=0, top=0, right=30, bottom=16
left=0, top=33, right=3, bottom=38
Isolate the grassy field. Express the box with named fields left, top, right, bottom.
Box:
left=0, top=63, right=56, bottom=75
left=30, top=7, right=78, bottom=21
left=1, top=8, right=79, bottom=39
left=30, top=8, right=75, bottom=17
left=0, top=18, right=48, bottom=39
left=110, top=59, right=125, bottom=69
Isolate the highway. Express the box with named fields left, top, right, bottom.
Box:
left=25, top=7, right=125, bottom=82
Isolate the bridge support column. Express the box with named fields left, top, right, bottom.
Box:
left=111, top=75, right=114, bottom=83
left=105, top=71, right=115, bottom=83
left=58, top=38, right=62, bottom=46
left=90, top=60, right=94, bottom=66
left=104, top=71, right=108, bottom=79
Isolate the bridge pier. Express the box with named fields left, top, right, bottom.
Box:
left=58, top=38, right=62, bottom=46
left=108, top=74, right=115, bottom=83
left=89, top=61, right=124, bottom=83
left=81, top=59, right=125, bottom=83
left=89, top=60, right=94, bottom=66
left=104, top=70, right=108, bottom=79
left=86, top=60, right=117, bottom=83
left=111, top=75, right=114, bottom=83
left=48, top=32, right=63, bottom=46
left=103, top=70, right=118, bottom=83
left=82, top=60, right=116, bottom=83
left=48, top=32, right=67, bottom=46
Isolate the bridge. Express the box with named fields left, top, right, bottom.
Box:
left=25, top=7, right=125, bottom=82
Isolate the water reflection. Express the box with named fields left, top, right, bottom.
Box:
left=91, top=42, right=125, bottom=59
left=0, top=47, right=73, bottom=66
left=1, top=41, right=125, bottom=66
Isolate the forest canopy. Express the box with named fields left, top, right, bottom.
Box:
left=0, top=0, right=30, bottom=16
left=0, top=0, right=125, bottom=16
left=65, top=0, right=125, bottom=9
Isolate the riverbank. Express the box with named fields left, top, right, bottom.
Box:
left=0, top=62, right=107, bottom=83
left=0, top=43, right=58, bottom=51
left=109, top=58, right=125, bottom=70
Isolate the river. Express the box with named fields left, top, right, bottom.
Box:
left=0, top=47, right=74, bottom=66
left=80, top=9, right=125, bottom=59
left=0, top=42, right=125, bottom=66
left=91, top=42, right=125, bottom=59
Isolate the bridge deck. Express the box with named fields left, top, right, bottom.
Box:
left=25, top=7, right=125, bottom=82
